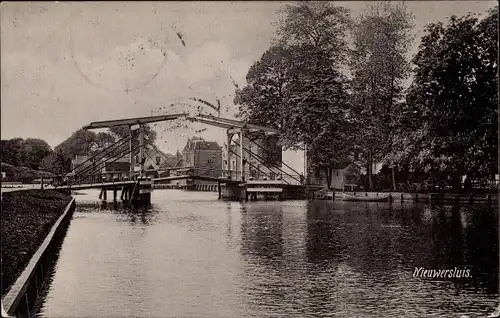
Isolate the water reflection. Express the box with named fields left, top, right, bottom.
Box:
left=240, top=203, right=284, bottom=262
left=305, top=201, right=347, bottom=264
left=37, top=190, right=498, bottom=317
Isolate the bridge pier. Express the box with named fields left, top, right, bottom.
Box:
left=99, top=188, right=107, bottom=201
left=113, top=188, right=117, bottom=201
left=120, top=186, right=126, bottom=201
left=129, top=178, right=152, bottom=207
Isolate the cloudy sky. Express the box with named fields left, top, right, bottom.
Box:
left=1, top=1, right=496, bottom=172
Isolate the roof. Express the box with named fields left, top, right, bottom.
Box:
left=333, top=160, right=360, bottom=170
left=192, top=140, right=221, bottom=151
left=159, top=156, right=183, bottom=168
left=183, top=137, right=221, bottom=152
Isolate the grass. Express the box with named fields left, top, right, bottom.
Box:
left=1, top=190, right=72, bottom=296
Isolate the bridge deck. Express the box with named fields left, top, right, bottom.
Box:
left=47, top=180, right=136, bottom=191
left=153, top=175, right=242, bottom=184
left=48, top=174, right=247, bottom=190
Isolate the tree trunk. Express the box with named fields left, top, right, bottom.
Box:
left=324, top=167, right=332, bottom=189
left=452, top=173, right=462, bottom=193
left=368, top=149, right=373, bottom=191
left=391, top=165, right=397, bottom=191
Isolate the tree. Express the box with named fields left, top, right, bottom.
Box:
left=109, top=124, right=157, bottom=152
left=278, top=2, right=354, bottom=186
left=234, top=46, right=292, bottom=130
left=394, top=8, right=498, bottom=191
left=0, top=138, right=24, bottom=166
left=55, top=129, right=98, bottom=157
left=95, top=132, right=116, bottom=151
left=349, top=2, right=414, bottom=190
left=235, top=2, right=353, bottom=187
left=19, top=138, right=53, bottom=169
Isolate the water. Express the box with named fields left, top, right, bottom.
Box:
left=36, top=190, right=498, bottom=317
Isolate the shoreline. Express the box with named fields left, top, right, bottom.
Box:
left=1, top=190, right=72, bottom=296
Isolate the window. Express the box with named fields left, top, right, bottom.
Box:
left=156, top=156, right=161, bottom=166
left=336, top=172, right=339, bottom=177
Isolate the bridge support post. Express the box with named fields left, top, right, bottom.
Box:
left=100, top=188, right=107, bottom=201
left=226, top=131, right=233, bottom=179
left=218, top=182, right=221, bottom=199
left=239, top=129, right=245, bottom=181
left=129, top=125, right=134, bottom=181
left=113, top=187, right=117, bottom=202
left=139, top=125, right=145, bottom=178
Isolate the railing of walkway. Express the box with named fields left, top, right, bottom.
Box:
left=56, top=132, right=143, bottom=187
left=68, top=144, right=142, bottom=187
left=169, top=167, right=320, bottom=186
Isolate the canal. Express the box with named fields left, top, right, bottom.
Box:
left=35, top=190, right=498, bottom=317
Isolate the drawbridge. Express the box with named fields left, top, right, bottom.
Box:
left=49, top=112, right=321, bottom=202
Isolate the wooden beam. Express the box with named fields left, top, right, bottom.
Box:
left=184, top=116, right=235, bottom=129
left=197, top=114, right=279, bottom=134
left=227, top=128, right=242, bottom=135
left=83, top=113, right=188, bottom=130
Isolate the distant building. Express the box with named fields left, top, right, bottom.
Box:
left=101, top=155, right=130, bottom=180
left=176, top=137, right=222, bottom=186
left=135, top=147, right=176, bottom=179
left=70, top=155, right=91, bottom=175
left=312, top=160, right=361, bottom=191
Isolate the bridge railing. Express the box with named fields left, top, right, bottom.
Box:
left=170, top=167, right=323, bottom=186
left=69, top=172, right=133, bottom=186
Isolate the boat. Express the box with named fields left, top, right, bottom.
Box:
left=342, top=193, right=390, bottom=202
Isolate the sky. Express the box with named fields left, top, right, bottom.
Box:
left=1, top=1, right=497, bottom=173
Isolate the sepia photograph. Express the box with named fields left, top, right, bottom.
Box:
left=1, top=1, right=498, bottom=317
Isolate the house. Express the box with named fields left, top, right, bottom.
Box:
left=101, top=156, right=130, bottom=180
left=310, top=160, right=362, bottom=190
left=69, top=154, right=130, bottom=181
left=70, top=155, right=91, bottom=175
left=176, top=137, right=222, bottom=186
left=331, top=161, right=362, bottom=190
left=135, top=147, right=177, bottom=179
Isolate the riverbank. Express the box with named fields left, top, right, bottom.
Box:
left=317, top=190, right=497, bottom=204
left=1, top=190, right=72, bottom=296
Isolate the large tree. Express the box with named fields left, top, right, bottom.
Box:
left=234, top=46, right=292, bottom=130
left=277, top=2, right=354, bottom=186
left=109, top=124, right=157, bottom=150
left=19, top=138, right=52, bottom=170
left=349, top=2, right=414, bottom=190
left=1, top=138, right=52, bottom=170
left=394, top=8, right=498, bottom=190
left=0, top=138, right=24, bottom=166
left=235, top=2, right=353, bottom=187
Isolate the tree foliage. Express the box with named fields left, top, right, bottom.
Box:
left=235, top=2, right=353, bottom=185
left=109, top=124, right=157, bottom=150
left=1, top=138, right=52, bottom=170
left=1, top=138, right=25, bottom=167
left=234, top=46, right=292, bottom=130
left=394, top=8, right=498, bottom=187
left=349, top=2, right=414, bottom=189
left=19, top=138, right=52, bottom=170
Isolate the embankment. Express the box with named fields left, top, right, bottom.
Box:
left=1, top=190, right=72, bottom=296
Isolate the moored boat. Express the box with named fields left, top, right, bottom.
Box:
left=342, top=193, right=390, bottom=202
